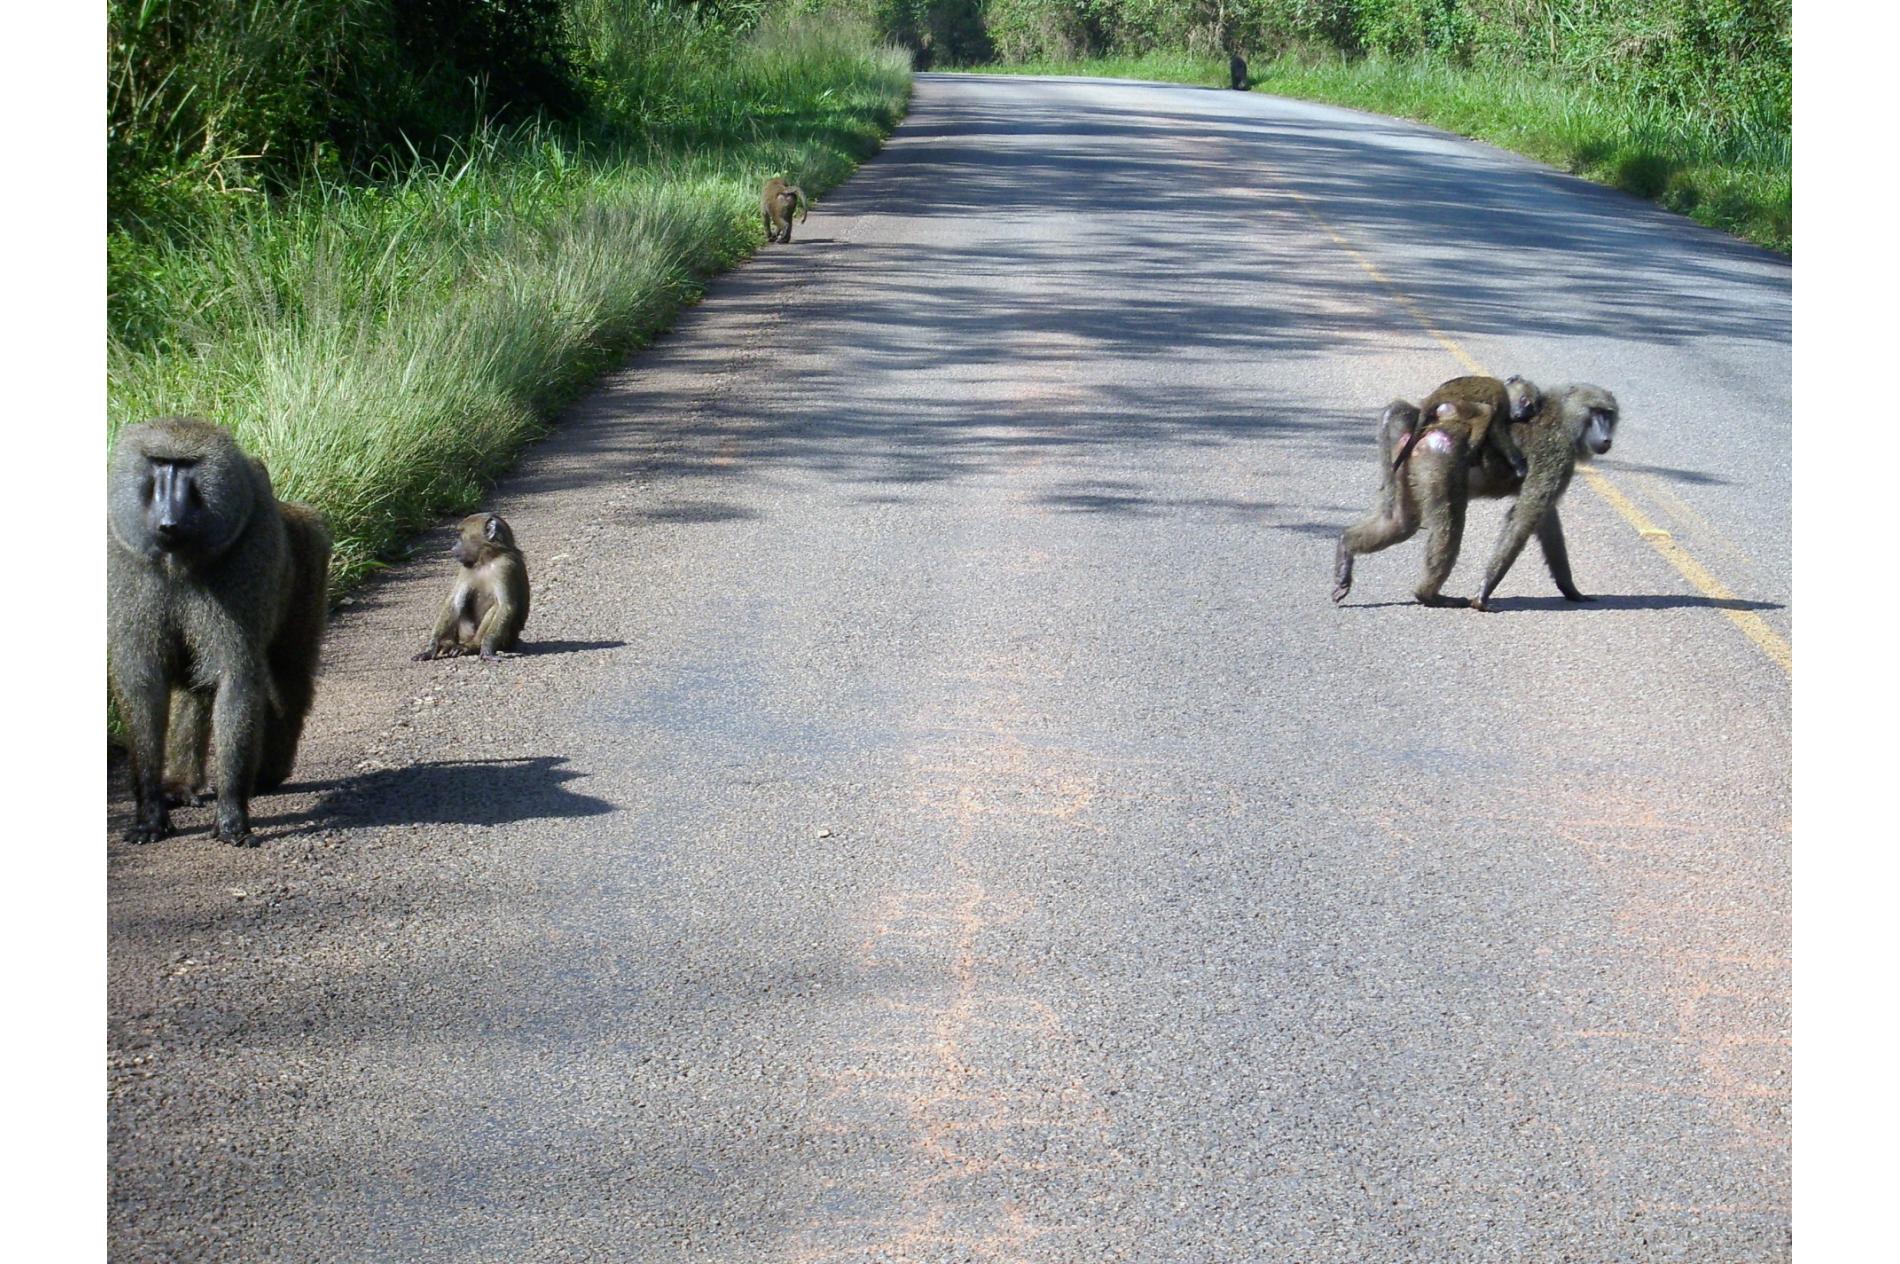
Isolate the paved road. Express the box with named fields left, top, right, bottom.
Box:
left=109, top=74, right=1791, bottom=1261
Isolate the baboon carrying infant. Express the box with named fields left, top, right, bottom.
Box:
left=1333, top=381, right=1620, bottom=611
left=1391, top=374, right=1540, bottom=478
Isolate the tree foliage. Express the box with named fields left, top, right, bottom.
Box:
left=894, top=1, right=1789, bottom=133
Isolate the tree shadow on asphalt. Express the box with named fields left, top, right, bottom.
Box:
left=499, top=80, right=1771, bottom=506
left=615, top=502, right=761, bottom=525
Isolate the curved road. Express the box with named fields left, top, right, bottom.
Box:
left=109, top=74, right=1792, bottom=1261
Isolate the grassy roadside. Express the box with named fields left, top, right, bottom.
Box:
left=108, top=16, right=912, bottom=592
left=972, top=54, right=1789, bottom=255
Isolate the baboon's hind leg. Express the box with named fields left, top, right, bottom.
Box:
left=1333, top=497, right=1421, bottom=603
left=1413, top=485, right=1467, bottom=607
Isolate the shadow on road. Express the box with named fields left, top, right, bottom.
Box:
left=1337, top=593, right=1785, bottom=613
left=268, top=756, right=616, bottom=833
left=497, top=80, right=1770, bottom=512
left=520, top=639, right=628, bottom=656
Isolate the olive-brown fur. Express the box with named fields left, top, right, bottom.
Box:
left=1333, top=384, right=1619, bottom=610
left=108, top=417, right=331, bottom=845
left=761, top=177, right=809, bottom=244
left=414, top=513, right=530, bottom=661
left=1390, top=374, right=1540, bottom=478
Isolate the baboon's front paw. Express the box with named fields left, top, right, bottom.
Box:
left=124, top=816, right=174, bottom=845
left=1330, top=583, right=1351, bottom=604
left=214, top=815, right=256, bottom=847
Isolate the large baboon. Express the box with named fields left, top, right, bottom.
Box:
left=414, top=513, right=530, bottom=662
left=1332, top=384, right=1619, bottom=610
left=108, top=417, right=332, bottom=845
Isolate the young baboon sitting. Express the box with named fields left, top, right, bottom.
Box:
left=1332, top=383, right=1620, bottom=610
left=415, top=513, right=530, bottom=661
left=761, top=177, right=810, bottom=244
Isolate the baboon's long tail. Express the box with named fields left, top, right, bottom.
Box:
left=1390, top=426, right=1425, bottom=471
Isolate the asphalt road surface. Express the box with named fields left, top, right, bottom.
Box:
left=108, top=74, right=1792, bottom=1262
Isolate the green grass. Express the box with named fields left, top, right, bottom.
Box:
left=108, top=15, right=912, bottom=592
left=971, top=53, right=1790, bottom=254
left=977, top=51, right=1228, bottom=87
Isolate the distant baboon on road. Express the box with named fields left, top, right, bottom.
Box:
left=761, top=177, right=810, bottom=244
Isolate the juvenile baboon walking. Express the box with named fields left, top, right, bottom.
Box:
left=415, top=513, right=530, bottom=661
left=761, top=177, right=809, bottom=244
left=1332, top=384, right=1619, bottom=610
left=107, top=417, right=332, bottom=845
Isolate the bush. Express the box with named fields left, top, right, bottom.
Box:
left=108, top=5, right=913, bottom=589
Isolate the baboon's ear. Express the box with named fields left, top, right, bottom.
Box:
left=484, top=515, right=503, bottom=541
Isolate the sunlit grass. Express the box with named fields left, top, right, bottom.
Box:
left=108, top=15, right=913, bottom=590
left=970, top=53, right=1789, bottom=254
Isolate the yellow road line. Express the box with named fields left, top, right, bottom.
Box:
left=1286, top=187, right=1792, bottom=676
left=1577, top=468, right=1793, bottom=674
left=1284, top=190, right=1485, bottom=376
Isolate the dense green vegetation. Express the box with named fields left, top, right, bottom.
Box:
left=865, top=1, right=1791, bottom=252
left=108, top=2, right=911, bottom=588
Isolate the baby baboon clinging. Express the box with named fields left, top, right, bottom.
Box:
left=761, top=177, right=809, bottom=244
left=1332, top=383, right=1619, bottom=610
left=1390, top=375, right=1540, bottom=478
left=107, top=417, right=332, bottom=845
left=414, top=513, right=530, bottom=661
left=1230, top=55, right=1249, bottom=90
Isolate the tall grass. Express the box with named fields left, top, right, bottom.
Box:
left=975, top=52, right=1789, bottom=254
left=1247, top=55, right=1790, bottom=253
left=108, top=12, right=912, bottom=589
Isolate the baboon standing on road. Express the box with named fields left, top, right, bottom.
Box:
left=108, top=417, right=331, bottom=846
